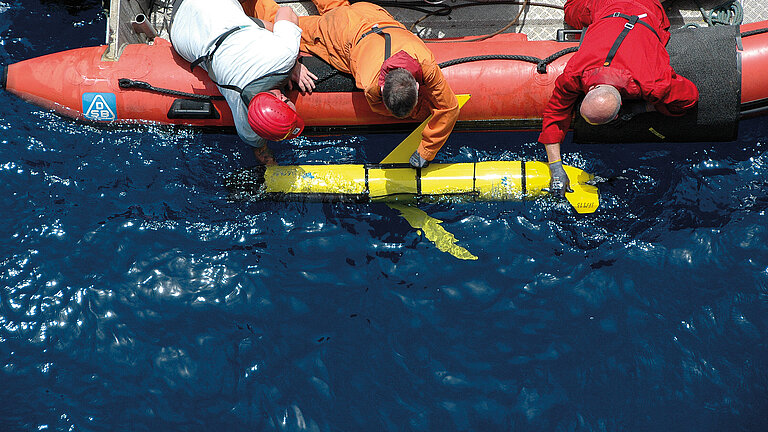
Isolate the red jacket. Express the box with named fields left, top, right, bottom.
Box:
left=538, top=0, right=699, bottom=145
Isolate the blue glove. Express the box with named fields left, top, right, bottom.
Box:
left=547, top=160, right=572, bottom=197
left=409, top=150, right=429, bottom=168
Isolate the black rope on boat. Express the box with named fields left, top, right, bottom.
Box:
left=694, top=0, right=743, bottom=26
left=440, top=54, right=538, bottom=69
left=438, top=47, right=578, bottom=74
left=118, top=78, right=225, bottom=101
left=740, top=97, right=768, bottom=117
left=538, top=47, right=580, bottom=72
left=741, top=27, right=768, bottom=38
left=368, top=0, right=565, bottom=16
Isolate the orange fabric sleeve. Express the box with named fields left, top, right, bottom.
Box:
left=364, top=68, right=460, bottom=162
left=363, top=85, right=390, bottom=116
left=416, top=61, right=459, bottom=160
left=311, top=0, right=352, bottom=14
left=240, top=0, right=279, bottom=21
left=360, top=32, right=459, bottom=160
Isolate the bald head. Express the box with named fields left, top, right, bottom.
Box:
left=580, top=85, right=622, bottom=125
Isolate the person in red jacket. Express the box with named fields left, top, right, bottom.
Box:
left=540, top=0, right=699, bottom=196
left=241, top=0, right=460, bottom=168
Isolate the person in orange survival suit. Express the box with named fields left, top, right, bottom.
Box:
left=539, top=0, right=699, bottom=196
left=240, top=0, right=460, bottom=168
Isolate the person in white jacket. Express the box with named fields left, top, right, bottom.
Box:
left=170, top=0, right=316, bottom=164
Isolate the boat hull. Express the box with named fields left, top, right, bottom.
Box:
left=4, top=22, right=768, bottom=135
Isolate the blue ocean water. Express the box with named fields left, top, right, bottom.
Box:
left=1, top=2, right=767, bottom=431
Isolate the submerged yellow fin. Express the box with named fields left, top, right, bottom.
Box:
left=388, top=203, right=478, bottom=261
left=563, top=165, right=600, bottom=214
left=524, top=161, right=601, bottom=214
left=380, top=94, right=471, bottom=164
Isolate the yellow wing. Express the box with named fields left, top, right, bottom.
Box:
left=381, top=94, right=477, bottom=260
left=388, top=204, right=478, bottom=260
left=380, top=94, right=472, bottom=164
left=564, top=165, right=600, bottom=214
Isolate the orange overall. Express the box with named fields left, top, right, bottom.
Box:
left=241, top=0, right=459, bottom=160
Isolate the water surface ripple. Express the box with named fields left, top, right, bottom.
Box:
left=1, top=2, right=767, bottom=431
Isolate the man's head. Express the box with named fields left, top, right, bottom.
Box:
left=247, top=89, right=304, bottom=141
left=580, top=84, right=622, bottom=125
left=382, top=68, right=418, bottom=118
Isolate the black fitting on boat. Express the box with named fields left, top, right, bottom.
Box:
left=1, top=64, right=6, bottom=90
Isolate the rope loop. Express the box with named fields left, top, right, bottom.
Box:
left=438, top=49, right=577, bottom=74
left=696, top=0, right=743, bottom=26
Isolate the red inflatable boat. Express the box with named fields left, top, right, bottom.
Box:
left=2, top=20, right=768, bottom=139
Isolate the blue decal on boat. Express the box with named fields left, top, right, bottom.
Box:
left=82, top=93, right=117, bottom=121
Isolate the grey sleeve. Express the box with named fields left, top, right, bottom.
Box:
left=241, top=134, right=268, bottom=148
left=219, top=84, right=268, bottom=148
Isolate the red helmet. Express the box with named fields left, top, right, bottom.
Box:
left=247, top=92, right=304, bottom=141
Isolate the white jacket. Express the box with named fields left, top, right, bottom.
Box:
left=171, top=0, right=301, bottom=146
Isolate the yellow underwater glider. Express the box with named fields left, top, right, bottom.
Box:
left=226, top=95, right=600, bottom=259
left=226, top=160, right=598, bottom=211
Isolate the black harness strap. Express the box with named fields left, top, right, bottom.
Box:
left=236, top=71, right=291, bottom=106
left=187, top=25, right=291, bottom=105
left=416, top=167, right=422, bottom=196
left=357, top=25, right=404, bottom=60
left=190, top=25, right=247, bottom=72
left=601, top=12, right=661, bottom=67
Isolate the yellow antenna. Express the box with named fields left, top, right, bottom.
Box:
left=380, top=94, right=471, bottom=164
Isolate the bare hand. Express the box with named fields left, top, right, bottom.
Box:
left=275, top=6, right=298, bottom=26
left=253, top=146, right=277, bottom=166
left=289, top=62, right=317, bottom=94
